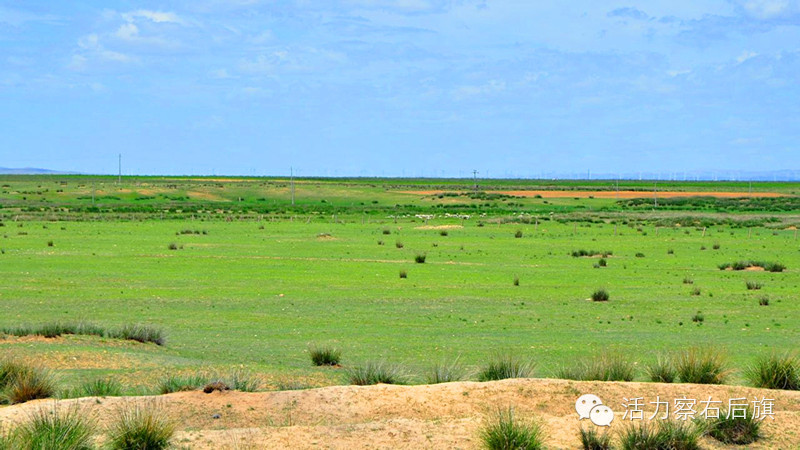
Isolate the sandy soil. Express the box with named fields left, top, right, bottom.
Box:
left=400, top=190, right=786, bottom=199
left=1, top=379, right=798, bottom=449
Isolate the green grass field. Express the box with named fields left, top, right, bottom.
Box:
left=1, top=176, right=799, bottom=392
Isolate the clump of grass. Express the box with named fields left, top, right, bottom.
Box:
left=157, top=373, right=209, bottom=394
left=108, top=324, right=166, bottom=346
left=2, top=366, right=57, bottom=405
left=706, top=408, right=761, bottom=445
left=674, top=347, right=730, bottom=384
left=168, top=243, right=179, bottom=250
left=718, top=260, right=785, bottom=272
left=399, top=270, right=407, bottom=279
left=440, top=230, right=448, bottom=236
left=227, top=368, right=263, bottom=392
left=691, top=312, right=704, bottom=323
left=619, top=421, right=702, bottom=450
left=15, top=406, right=96, bottom=450
left=478, top=354, right=535, bottom=381
left=414, top=253, right=426, bottom=263
left=395, top=241, right=404, bottom=249
left=683, top=277, right=694, bottom=284
left=347, top=361, right=408, bottom=385
left=80, top=377, right=122, bottom=397
left=425, top=359, right=466, bottom=384
left=377, top=240, right=384, bottom=245
left=646, top=356, right=677, bottom=383
left=513, top=275, right=519, bottom=286
left=759, top=296, right=770, bottom=306
left=309, top=346, right=342, bottom=366
left=481, top=407, right=545, bottom=450
left=667, top=248, right=674, bottom=255
left=579, top=427, right=612, bottom=450
left=598, top=258, right=607, bottom=267
left=47, top=240, right=54, bottom=247
left=556, top=353, right=635, bottom=382
left=514, top=230, right=523, bottom=238
left=571, top=250, right=612, bottom=257
left=591, top=289, right=609, bottom=302
left=635, top=252, right=645, bottom=258
left=382, top=228, right=391, bottom=235
left=107, top=404, right=175, bottom=450
left=690, top=287, right=701, bottom=296
left=746, top=281, right=762, bottom=290
left=747, top=353, right=800, bottom=390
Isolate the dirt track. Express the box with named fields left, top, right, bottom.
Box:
left=400, top=190, right=786, bottom=199
left=1, top=379, right=798, bottom=449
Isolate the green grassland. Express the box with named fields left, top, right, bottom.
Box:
left=1, top=176, right=799, bottom=392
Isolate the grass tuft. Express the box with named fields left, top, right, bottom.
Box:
left=619, top=420, right=702, bottom=450
left=108, top=324, right=166, bottom=346
left=347, top=361, right=408, bottom=385
left=309, top=346, right=342, bottom=367
left=706, top=408, right=761, bottom=445
left=107, top=404, right=175, bottom=450
left=157, top=373, right=209, bottom=394
left=414, top=253, right=426, bottom=263
left=1, top=365, right=57, bottom=405
left=674, top=347, right=731, bottom=384
left=747, top=353, right=800, bottom=390
left=478, top=354, right=535, bottom=381
left=646, top=356, right=677, bottom=383
left=15, top=406, right=96, bottom=450
left=556, top=353, right=635, bottom=382
left=591, top=289, right=609, bottom=302
left=579, top=427, right=612, bottom=450
left=480, top=407, right=545, bottom=450
left=425, top=359, right=466, bottom=384
left=80, top=377, right=122, bottom=397
left=746, top=281, right=762, bottom=290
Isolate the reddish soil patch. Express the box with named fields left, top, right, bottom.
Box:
left=400, top=190, right=786, bottom=199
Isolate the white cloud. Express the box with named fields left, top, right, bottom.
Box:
left=737, top=50, right=758, bottom=63
left=123, top=10, right=183, bottom=24
left=733, top=0, right=800, bottom=19
left=115, top=23, right=139, bottom=40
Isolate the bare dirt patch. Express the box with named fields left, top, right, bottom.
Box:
left=400, top=190, right=787, bottom=199
left=1, top=379, right=797, bottom=449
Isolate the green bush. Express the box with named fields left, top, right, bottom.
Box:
left=425, top=360, right=466, bottom=384
left=619, top=420, right=701, bottom=450
left=674, top=347, right=730, bottom=384
left=646, top=356, right=676, bottom=383
left=478, top=354, right=535, bottom=381
left=556, top=353, right=635, bottom=382
left=108, top=324, right=166, bottom=346
left=15, top=406, right=96, bottom=450
left=157, top=373, right=209, bottom=394
left=747, top=353, right=800, bottom=390
left=591, top=289, right=610, bottom=302
left=481, top=407, right=545, bottom=450
left=347, top=361, right=408, bottom=385
left=107, top=404, right=175, bottom=450
left=414, top=253, right=426, bottom=263
left=746, top=281, right=762, bottom=290
left=2, top=366, right=57, bottom=405
left=80, top=377, right=122, bottom=397
left=309, top=346, right=342, bottom=367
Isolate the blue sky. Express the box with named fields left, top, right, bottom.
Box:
left=1, top=1, right=799, bottom=177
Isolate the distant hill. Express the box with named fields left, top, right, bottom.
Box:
left=0, top=167, right=78, bottom=175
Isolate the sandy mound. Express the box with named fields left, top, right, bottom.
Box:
left=1, top=379, right=797, bottom=448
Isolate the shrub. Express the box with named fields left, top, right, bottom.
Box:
left=2, top=366, right=57, bottom=405
left=377, top=240, right=384, bottom=245
left=579, top=426, right=612, bottom=450
left=674, top=347, right=730, bottom=384
left=309, top=346, right=342, bottom=366
left=347, top=361, right=408, bottom=385
left=759, top=296, right=770, bottom=306
left=399, top=270, right=407, bottom=279
left=591, top=289, right=609, bottom=302
left=513, top=275, right=519, bottom=286
left=414, top=253, right=426, bottom=263
left=107, top=404, right=175, bottom=450
left=382, top=228, right=391, bottom=235
left=690, top=287, right=701, bottom=296
left=227, top=368, right=263, bottom=392
left=713, top=243, right=720, bottom=250
left=667, top=248, right=674, bottom=255
left=691, top=313, right=704, bottom=323
left=108, top=324, right=166, bottom=346
left=683, top=277, right=693, bottom=284
left=440, top=230, right=448, bottom=236
left=425, top=359, right=466, bottom=384
left=395, top=241, right=404, bottom=249
left=646, top=356, right=676, bottom=383
left=746, top=281, right=762, bottom=290
left=80, top=377, right=122, bottom=397
left=478, top=354, right=535, bottom=381
left=168, top=243, right=178, bottom=250
left=719, top=260, right=785, bottom=272
left=514, top=230, right=523, bottom=238
left=597, top=258, right=607, bottom=267
left=481, top=407, right=545, bottom=450
left=157, top=373, right=209, bottom=394
left=635, top=252, right=645, bottom=258
left=47, top=240, right=54, bottom=247
left=556, top=353, right=635, bottom=382
left=14, top=406, right=96, bottom=450
left=706, top=408, right=761, bottom=445
left=747, top=353, right=800, bottom=390
left=571, top=250, right=612, bottom=257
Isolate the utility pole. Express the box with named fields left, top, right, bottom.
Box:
left=472, top=170, right=478, bottom=191
left=118, top=154, right=122, bottom=185
left=654, top=181, right=658, bottom=209
left=290, top=167, right=295, bottom=206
